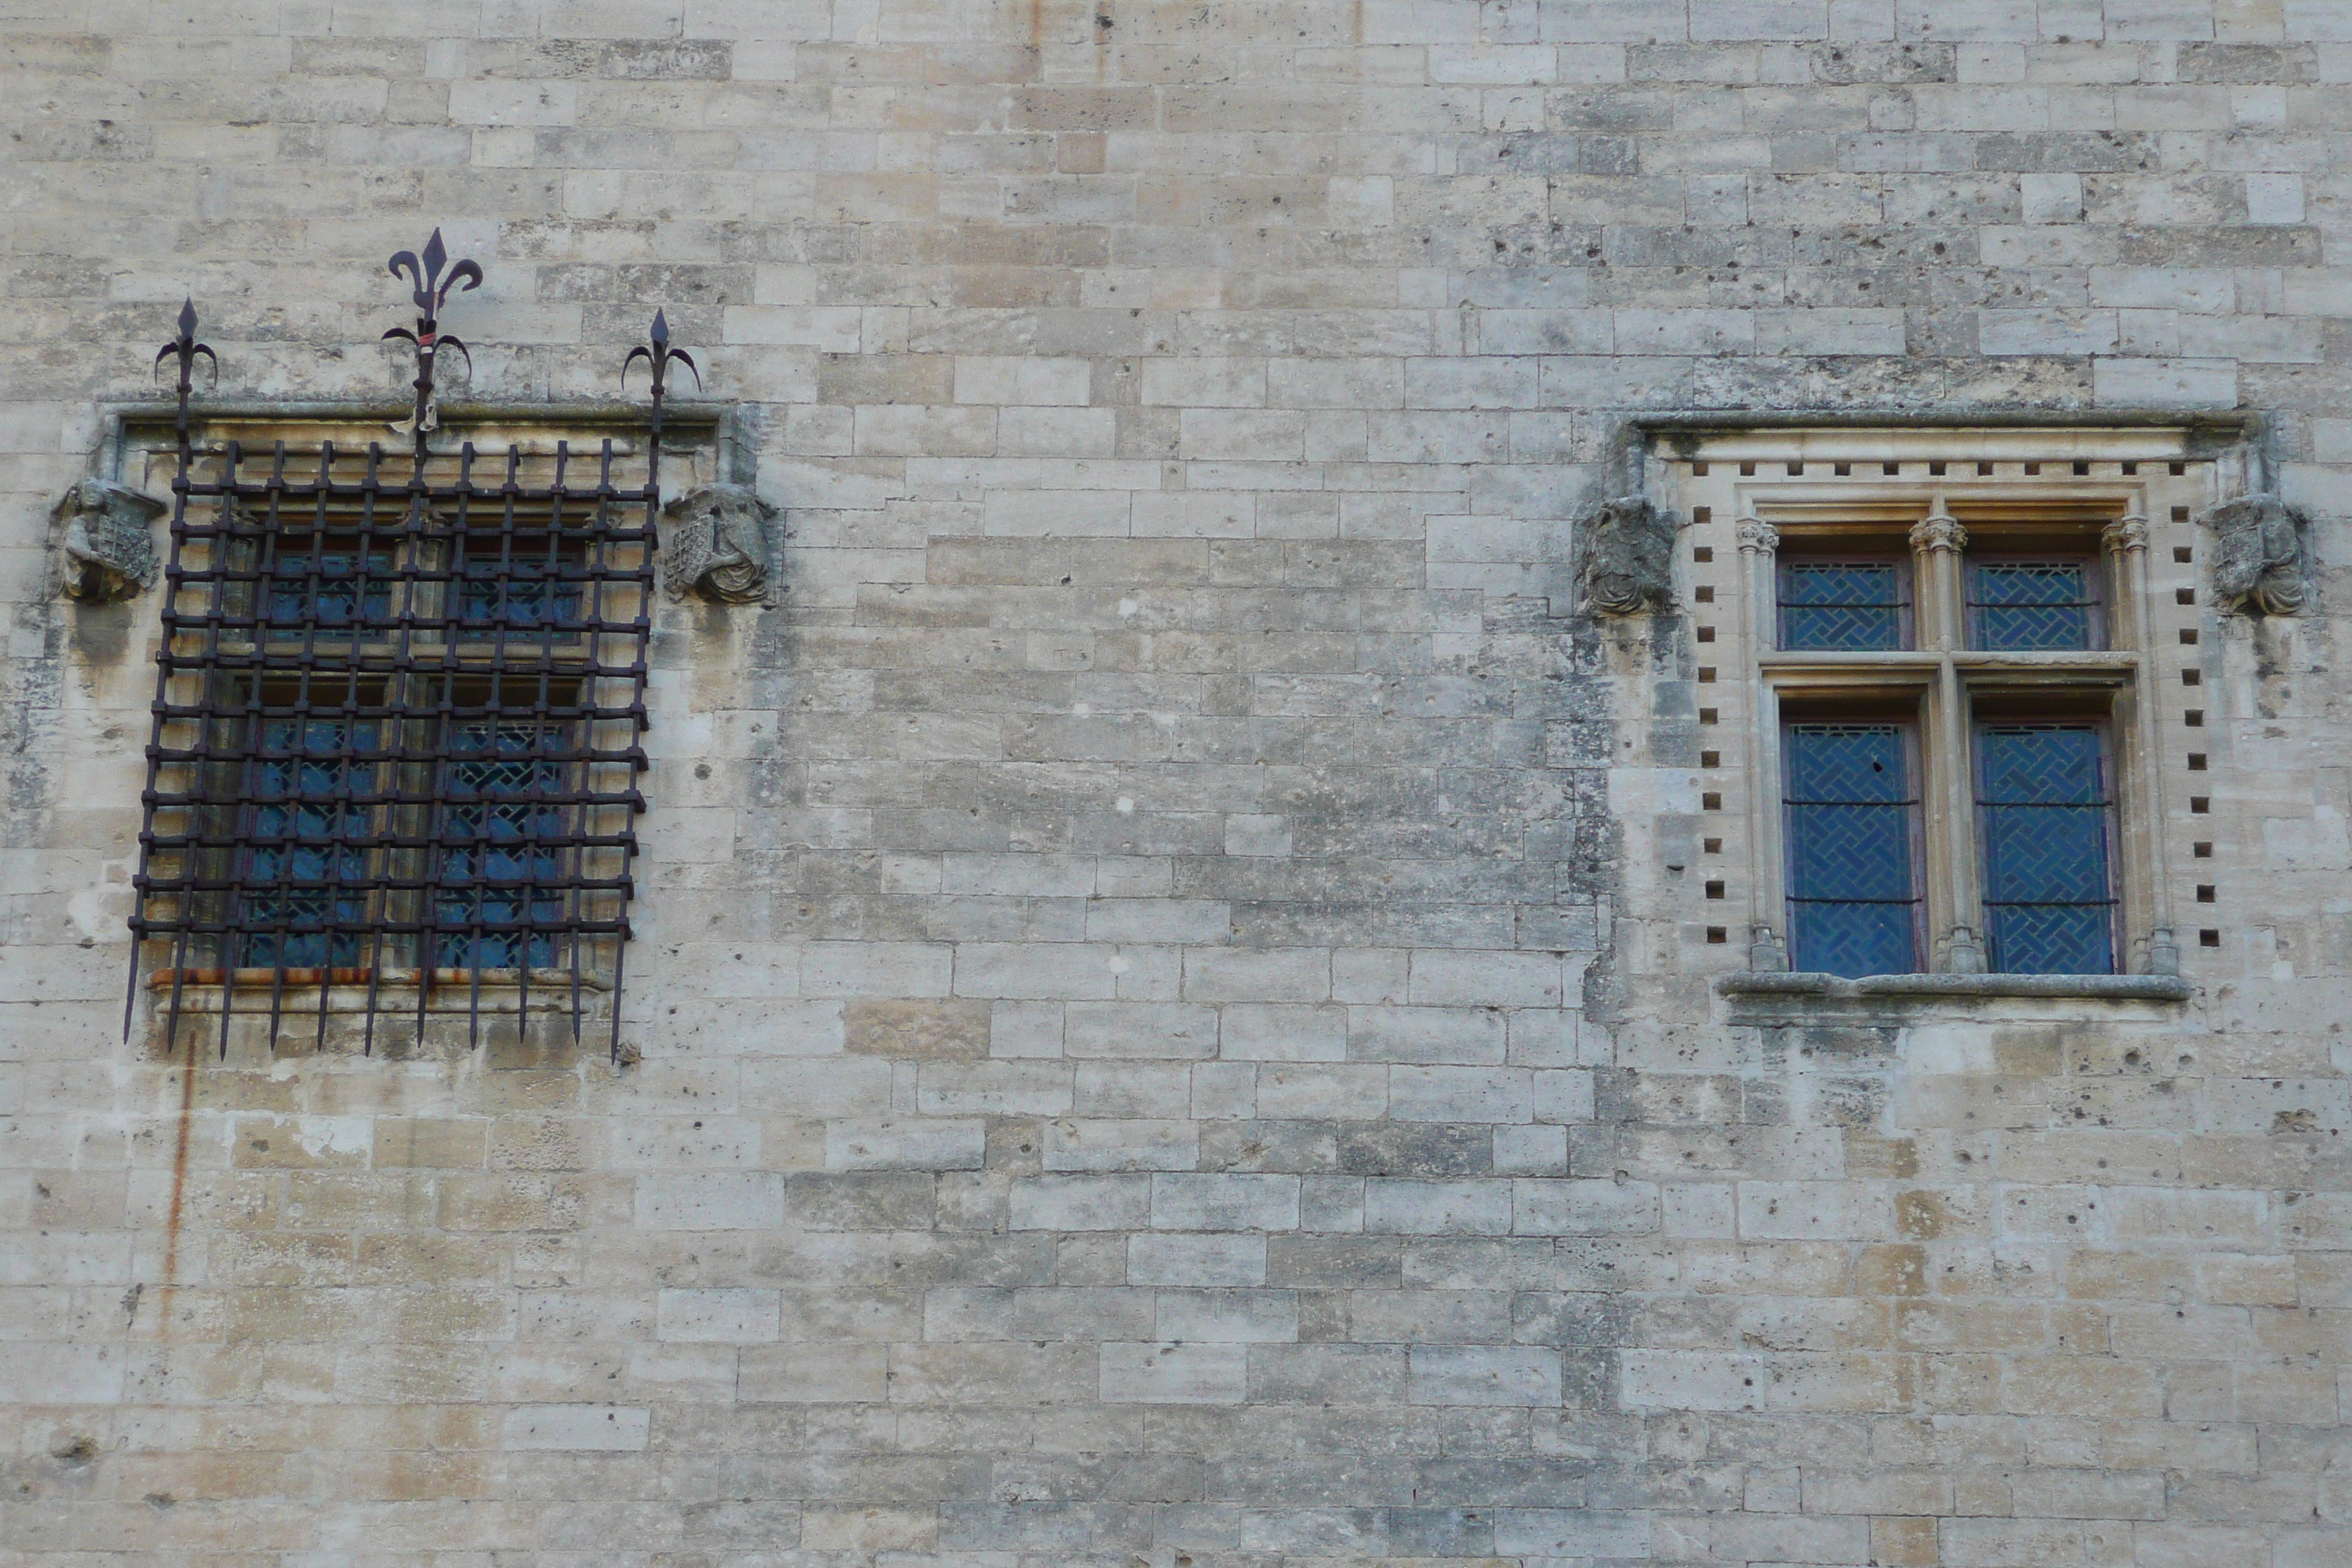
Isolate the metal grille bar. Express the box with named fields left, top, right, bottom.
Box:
left=129, top=240, right=691, bottom=1058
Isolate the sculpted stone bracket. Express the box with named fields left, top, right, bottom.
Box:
left=660, top=483, right=781, bottom=608
left=1577, top=494, right=1680, bottom=617
left=54, top=478, right=165, bottom=602
left=2197, top=492, right=2305, bottom=617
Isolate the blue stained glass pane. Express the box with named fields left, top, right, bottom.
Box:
left=461, top=540, right=584, bottom=635
left=235, top=715, right=377, bottom=968
left=1970, top=562, right=2093, bottom=650
left=1779, top=562, right=1904, bottom=650
left=1978, top=725, right=2114, bottom=975
left=1785, top=723, right=1919, bottom=976
left=435, top=719, right=568, bottom=969
left=267, top=548, right=393, bottom=632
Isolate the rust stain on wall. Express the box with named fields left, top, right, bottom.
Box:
left=154, top=1030, right=197, bottom=1337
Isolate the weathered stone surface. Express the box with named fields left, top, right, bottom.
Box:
left=1577, top=494, right=1680, bottom=617
left=52, top=479, right=162, bottom=601
left=2199, top=491, right=2307, bottom=615
left=661, top=483, right=778, bottom=606
left=0, top=4, right=2345, bottom=1566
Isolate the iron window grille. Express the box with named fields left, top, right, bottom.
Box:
left=130, top=237, right=699, bottom=1057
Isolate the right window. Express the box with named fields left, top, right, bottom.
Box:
left=1670, top=435, right=2211, bottom=984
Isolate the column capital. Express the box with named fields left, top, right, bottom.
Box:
left=1735, top=517, right=1779, bottom=554
left=2102, top=513, right=2150, bottom=554
left=1909, top=497, right=1965, bottom=555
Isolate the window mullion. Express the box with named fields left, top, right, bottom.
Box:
left=1736, top=516, right=1790, bottom=970
left=2103, top=514, right=2178, bottom=976
left=1910, top=504, right=1987, bottom=974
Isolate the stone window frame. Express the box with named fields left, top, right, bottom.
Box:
left=1653, top=425, right=2242, bottom=1004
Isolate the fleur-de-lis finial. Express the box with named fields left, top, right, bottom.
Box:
left=383, top=228, right=484, bottom=441
left=154, top=295, right=219, bottom=391
left=623, top=308, right=701, bottom=399
left=385, top=227, right=483, bottom=324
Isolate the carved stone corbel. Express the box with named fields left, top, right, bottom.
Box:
left=53, top=479, right=165, bottom=602
left=1577, top=494, right=1680, bottom=617
left=2197, top=493, right=2304, bottom=616
left=660, top=483, right=780, bottom=607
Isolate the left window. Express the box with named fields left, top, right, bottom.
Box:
left=132, top=437, right=658, bottom=1053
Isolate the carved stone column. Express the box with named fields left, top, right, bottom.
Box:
left=1735, top=516, right=1787, bottom=971
left=1912, top=502, right=1985, bottom=973
left=2106, top=513, right=2179, bottom=976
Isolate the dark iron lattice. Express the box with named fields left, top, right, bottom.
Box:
left=1978, top=724, right=2117, bottom=975
left=1784, top=722, right=1922, bottom=977
left=1778, top=560, right=1908, bottom=651
left=130, top=234, right=698, bottom=1057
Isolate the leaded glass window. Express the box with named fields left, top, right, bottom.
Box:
left=1778, top=560, right=1909, bottom=650
left=434, top=707, right=575, bottom=972
left=222, top=688, right=385, bottom=970
left=1784, top=723, right=1922, bottom=976
left=1968, top=559, right=2099, bottom=651
left=1978, top=725, right=2117, bottom=974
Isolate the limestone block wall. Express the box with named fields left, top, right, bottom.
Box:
left=1, top=3, right=2348, bottom=1566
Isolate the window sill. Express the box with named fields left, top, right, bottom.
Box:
left=148, top=967, right=610, bottom=1014
left=1716, top=970, right=2190, bottom=1003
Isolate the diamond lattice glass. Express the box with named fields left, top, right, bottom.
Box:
left=1970, top=561, right=2095, bottom=650
left=1978, top=724, right=2115, bottom=974
left=435, top=719, right=570, bottom=969
left=1784, top=723, right=1921, bottom=976
left=235, top=716, right=377, bottom=968
left=1779, top=562, right=1906, bottom=650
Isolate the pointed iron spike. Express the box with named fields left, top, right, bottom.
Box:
left=422, top=227, right=447, bottom=279
left=650, top=308, right=669, bottom=346
left=178, top=296, right=197, bottom=336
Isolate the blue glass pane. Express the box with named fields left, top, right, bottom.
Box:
left=434, top=720, right=568, bottom=969
left=267, top=549, right=393, bottom=631
left=461, top=543, right=583, bottom=633
left=1785, top=723, right=1918, bottom=976
left=1779, top=562, right=1904, bottom=650
left=1970, top=562, right=2092, bottom=650
left=1978, top=726, right=2114, bottom=975
left=235, top=716, right=377, bottom=968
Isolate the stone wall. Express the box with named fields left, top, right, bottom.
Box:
left=1, top=4, right=2348, bottom=1566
